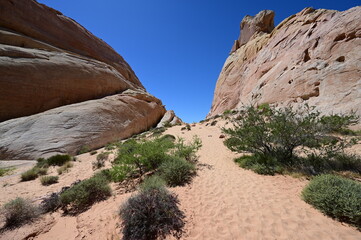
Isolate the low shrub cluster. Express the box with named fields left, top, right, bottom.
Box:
left=60, top=174, right=112, bottom=213
left=92, top=152, right=110, bottom=170
left=57, top=162, right=74, bottom=175
left=302, top=174, right=361, bottom=229
left=40, top=176, right=59, bottom=186
left=110, top=136, right=201, bottom=187
left=120, top=177, right=185, bottom=240
left=21, top=167, right=48, bottom=181
left=0, top=167, right=14, bottom=177
left=1, top=198, right=40, bottom=228
left=223, top=104, right=360, bottom=176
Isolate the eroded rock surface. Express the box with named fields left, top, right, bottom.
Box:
left=210, top=7, right=361, bottom=118
left=0, top=0, right=166, bottom=159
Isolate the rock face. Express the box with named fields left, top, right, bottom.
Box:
left=0, top=0, right=166, bottom=159
left=209, top=7, right=361, bottom=118
left=156, top=110, right=183, bottom=128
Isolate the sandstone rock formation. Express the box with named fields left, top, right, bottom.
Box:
left=156, top=110, right=183, bottom=128
left=0, top=0, right=166, bottom=159
left=210, top=7, right=361, bottom=118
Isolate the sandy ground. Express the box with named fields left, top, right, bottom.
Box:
left=0, top=121, right=360, bottom=240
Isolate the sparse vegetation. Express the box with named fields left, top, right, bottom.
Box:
left=92, top=152, right=110, bottom=170
left=21, top=167, right=46, bottom=181
left=40, top=192, right=61, bottom=213
left=40, top=176, right=59, bottom=186
left=1, top=197, right=40, bottom=228
left=159, top=157, right=196, bottom=186
left=302, top=174, right=361, bottom=229
left=90, top=150, right=98, bottom=155
left=57, top=162, right=73, bottom=175
left=223, top=105, right=360, bottom=176
left=60, top=175, right=112, bottom=213
left=120, top=179, right=185, bottom=240
left=47, top=154, right=72, bottom=166
left=0, top=167, right=14, bottom=177
left=77, top=145, right=91, bottom=154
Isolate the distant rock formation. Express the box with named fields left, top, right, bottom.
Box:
left=156, top=110, right=183, bottom=128
left=0, top=0, right=166, bottom=159
left=209, top=7, right=361, bottom=119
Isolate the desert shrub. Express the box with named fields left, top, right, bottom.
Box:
left=77, top=145, right=90, bottom=154
left=40, top=176, right=59, bottom=186
left=224, top=105, right=359, bottom=172
left=114, top=138, right=174, bottom=176
left=109, top=164, right=135, bottom=182
left=234, top=154, right=283, bottom=175
left=223, top=109, right=232, bottom=115
left=140, top=175, right=166, bottom=192
left=93, top=169, right=112, bottom=182
left=159, top=157, right=196, bottom=186
left=21, top=168, right=40, bottom=181
left=36, top=158, right=48, bottom=168
left=302, top=174, right=361, bottom=228
left=1, top=198, right=40, bottom=228
left=47, top=154, right=72, bottom=166
left=60, top=175, right=112, bottom=213
left=151, top=127, right=166, bottom=137
left=90, top=150, right=98, bottom=155
left=92, top=152, right=109, bottom=170
left=163, top=121, right=172, bottom=128
left=119, top=188, right=185, bottom=240
left=173, top=136, right=202, bottom=162
left=0, top=167, right=14, bottom=177
left=321, top=113, right=359, bottom=134
left=57, top=162, right=73, bottom=175
left=40, top=192, right=61, bottom=213
left=160, top=134, right=176, bottom=142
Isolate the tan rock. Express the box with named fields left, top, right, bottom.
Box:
left=156, top=110, right=183, bottom=128
left=0, top=0, right=143, bottom=121
left=209, top=7, right=361, bottom=118
left=0, top=91, right=165, bottom=159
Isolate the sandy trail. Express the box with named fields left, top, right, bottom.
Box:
left=0, top=122, right=360, bottom=239
left=166, top=123, right=361, bottom=240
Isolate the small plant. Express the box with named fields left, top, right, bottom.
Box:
left=302, top=174, right=361, bottom=228
left=159, top=157, right=195, bottom=186
left=47, top=154, right=72, bottom=166
left=151, top=127, right=166, bottom=137
left=60, top=175, right=112, bottom=213
left=173, top=136, right=202, bottom=161
left=163, top=121, right=172, bottom=128
left=140, top=175, right=167, bottom=192
left=90, top=150, right=98, bottom=155
left=1, top=197, right=40, bottom=228
left=223, top=109, right=232, bottom=115
left=21, top=168, right=40, bottom=181
left=57, top=162, right=73, bottom=175
left=40, top=176, right=59, bottom=186
left=120, top=187, right=185, bottom=240
left=234, top=154, right=283, bottom=176
left=77, top=145, right=91, bottom=154
left=92, top=152, right=110, bottom=170
left=0, top=167, right=14, bottom=177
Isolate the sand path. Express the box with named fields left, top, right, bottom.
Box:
left=166, top=123, right=361, bottom=240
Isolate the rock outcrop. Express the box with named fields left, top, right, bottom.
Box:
left=209, top=7, right=361, bottom=118
left=156, top=110, right=183, bottom=128
left=0, top=0, right=166, bottom=159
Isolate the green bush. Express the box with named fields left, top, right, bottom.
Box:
left=321, top=113, right=359, bottom=134
left=109, top=164, right=135, bottom=182
left=77, top=145, right=91, bottom=154
left=21, top=168, right=40, bottom=181
left=40, top=193, right=61, bottom=213
left=93, top=169, right=112, bottom=182
left=1, top=198, right=40, bottom=228
left=173, top=136, right=202, bottom=161
left=140, top=175, right=166, bottom=192
left=159, top=157, right=196, bottom=186
left=302, top=174, right=361, bottom=228
left=40, top=176, right=59, bottom=186
left=60, top=175, right=112, bottom=213
left=57, top=162, right=73, bottom=175
left=119, top=188, right=185, bottom=240
left=92, top=152, right=109, bottom=170
left=223, top=105, right=360, bottom=175
left=47, top=154, right=72, bottom=166
left=234, top=154, right=283, bottom=175
left=0, top=167, right=14, bottom=177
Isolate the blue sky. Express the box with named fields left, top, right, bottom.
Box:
left=38, top=0, right=359, bottom=123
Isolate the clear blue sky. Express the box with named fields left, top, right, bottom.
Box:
left=38, top=0, right=359, bottom=123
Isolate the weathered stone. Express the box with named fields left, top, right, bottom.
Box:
left=209, top=7, right=361, bottom=119
left=0, top=91, right=165, bottom=159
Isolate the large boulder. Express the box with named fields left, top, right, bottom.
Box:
left=0, top=0, right=166, bottom=159
left=0, top=0, right=142, bottom=121
left=0, top=90, right=165, bottom=159
left=210, top=7, right=361, bottom=118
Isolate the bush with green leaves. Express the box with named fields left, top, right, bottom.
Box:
left=234, top=154, right=283, bottom=176
left=57, top=162, right=73, bottom=175
left=223, top=105, right=360, bottom=175
left=159, top=157, right=196, bottom=186
left=173, top=135, right=202, bottom=161
left=0, top=167, right=14, bottom=177
left=119, top=186, right=185, bottom=240
left=40, top=176, right=59, bottom=186
left=21, top=167, right=47, bottom=181
left=320, top=113, right=359, bottom=134
left=47, top=154, right=72, bottom=166
left=92, top=152, right=109, bottom=170
left=60, top=175, right=112, bottom=213
left=139, top=175, right=167, bottom=192
left=1, top=198, right=40, bottom=228
left=302, top=174, right=361, bottom=228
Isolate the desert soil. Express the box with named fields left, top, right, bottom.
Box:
left=0, top=121, right=360, bottom=240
